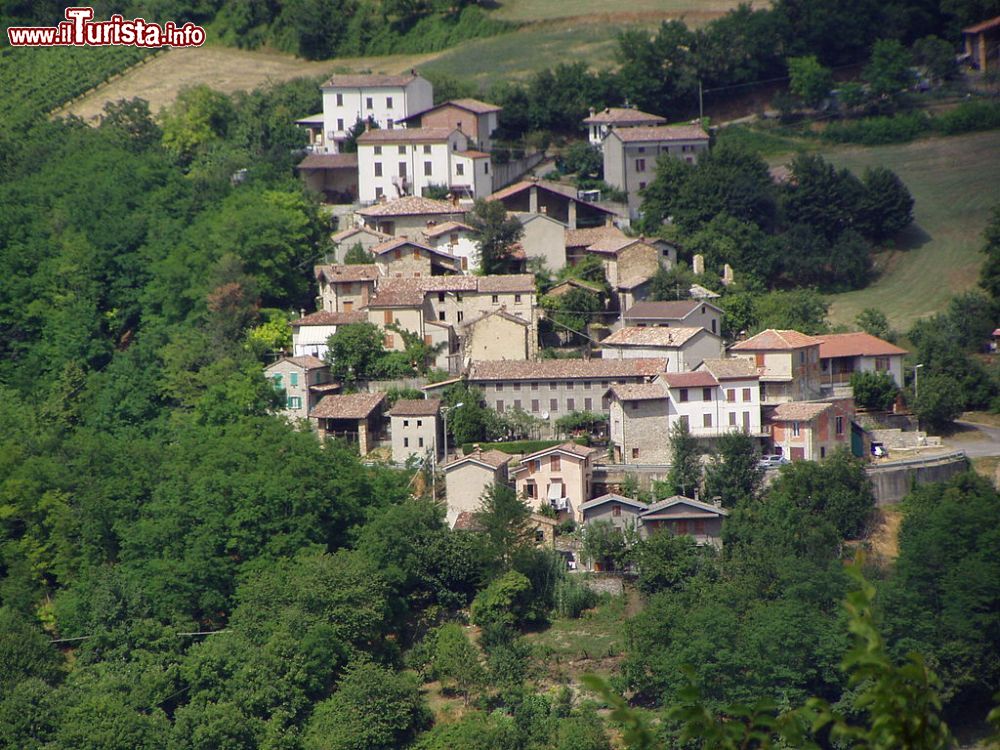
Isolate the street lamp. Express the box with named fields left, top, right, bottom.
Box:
left=913, top=363, right=924, bottom=400
left=441, top=402, right=464, bottom=464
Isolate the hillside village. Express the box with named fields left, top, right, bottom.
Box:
left=263, top=71, right=927, bottom=561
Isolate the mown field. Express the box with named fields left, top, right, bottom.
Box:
left=491, top=0, right=752, bottom=23
left=818, top=130, right=1000, bottom=331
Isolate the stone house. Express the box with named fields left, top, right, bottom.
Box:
left=401, top=98, right=502, bottom=150
left=488, top=179, right=618, bottom=230
left=443, top=449, right=513, bottom=527
left=601, top=326, right=724, bottom=372
left=514, top=211, right=567, bottom=272
left=291, top=310, right=367, bottom=358
left=309, top=392, right=387, bottom=456
left=816, top=332, right=908, bottom=388
left=768, top=400, right=854, bottom=461
left=356, top=196, right=466, bottom=240
left=459, top=308, right=534, bottom=366
left=329, top=225, right=391, bottom=263
left=315, top=264, right=380, bottom=314
left=420, top=220, right=478, bottom=273
left=579, top=493, right=649, bottom=532
left=265, top=355, right=336, bottom=422
left=603, top=124, right=710, bottom=218
left=639, top=496, right=728, bottom=547
left=462, top=357, right=670, bottom=436
left=620, top=299, right=723, bottom=337
left=729, top=329, right=823, bottom=405
left=607, top=381, right=673, bottom=465
left=512, top=442, right=599, bottom=521
left=583, top=106, right=667, bottom=149
left=371, top=237, right=461, bottom=278
left=388, top=398, right=441, bottom=464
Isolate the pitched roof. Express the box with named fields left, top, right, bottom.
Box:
left=366, top=279, right=427, bottom=308
left=322, top=73, right=419, bottom=88
left=662, top=371, right=719, bottom=388
left=698, top=358, right=760, bottom=380
left=421, top=220, right=474, bottom=238
left=607, top=382, right=668, bottom=401
left=729, top=329, right=824, bottom=351
left=457, top=149, right=491, bottom=159
left=291, top=310, right=367, bottom=327
left=357, top=127, right=457, bottom=144
left=467, top=358, right=668, bottom=382
left=488, top=180, right=617, bottom=214
left=452, top=511, right=484, bottom=531
left=617, top=270, right=657, bottom=291
left=583, top=107, right=667, bottom=125
left=445, top=448, right=512, bottom=471
left=545, top=278, right=604, bottom=297
left=584, top=235, right=636, bottom=254
left=315, top=264, right=381, bottom=283
left=447, top=97, right=503, bottom=114
left=332, top=225, right=390, bottom=243
left=266, top=355, right=328, bottom=371
left=460, top=307, right=530, bottom=330
left=770, top=401, right=833, bottom=422
left=309, top=392, right=386, bottom=419
left=580, top=493, right=650, bottom=512
left=816, top=332, right=908, bottom=359
left=611, top=124, right=709, bottom=143
left=356, top=196, right=459, bottom=217
left=565, top=225, right=628, bottom=248
left=477, top=274, right=536, bottom=293
left=622, top=300, right=706, bottom=320
left=689, top=283, right=721, bottom=299
left=964, top=15, right=1000, bottom=33
left=370, top=236, right=457, bottom=261
left=388, top=398, right=441, bottom=417
left=602, top=326, right=704, bottom=348
left=642, top=495, right=728, bottom=518
left=297, top=153, right=359, bottom=170
left=520, top=441, right=598, bottom=462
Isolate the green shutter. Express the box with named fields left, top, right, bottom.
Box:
left=290, top=372, right=299, bottom=386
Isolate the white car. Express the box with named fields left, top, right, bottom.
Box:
left=758, top=454, right=789, bottom=469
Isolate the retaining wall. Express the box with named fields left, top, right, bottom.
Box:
left=865, top=452, right=969, bottom=505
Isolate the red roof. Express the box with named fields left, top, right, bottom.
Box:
left=816, top=332, right=908, bottom=359
left=611, top=124, right=709, bottom=143
left=964, top=15, right=1000, bottom=33
left=357, top=127, right=456, bottom=144
left=310, top=392, right=386, bottom=419
left=322, top=73, right=420, bottom=88
left=729, top=329, right=823, bottom=351
left=292, top=310, right=367, bottom=327
left=583, top=107, right=666, bottom=125
left=388, top=398, right=441, bottom=417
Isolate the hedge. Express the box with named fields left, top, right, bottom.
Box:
left=461, top=437, right=589, bottom=455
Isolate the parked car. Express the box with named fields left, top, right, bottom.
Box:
left=758, top=454, right=789, bottom=469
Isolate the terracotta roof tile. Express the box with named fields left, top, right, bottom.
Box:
left=387, top=398, right=441, bottom=417
left=268, top=355, right=327, bottom=370
left=488, top=180, right=616, bottom=213
left=698, top=358, right=760, bottom=380
left=452, top=511, right=484, bottom=531
left=357, top=196, right=460, bottom=217
left=520, top=441, right=599, bottom=462
left=816, top=332, right=908, bottom=359
left=367, top=279, right=427, bottom=308
left=297, top=153, right=358, bottom=170
left=460, top=307, right=530, bottom=329
left=608, top=382, right=668, bottom=401
left=332, top=225, right=390, bottom=243
left=315, top=264, right=381, bottom=283
left=602, top=326, right=704, bottom=348
left=580, top=493, right=650, bottom=511
left=612, top=124, right=709, bottom=142
left=642, top=495, right=727, bottom=517
left=457, top=149, right=491, bottom=159
left=477, top=274, right=536, bottom=293
left=468, top=358, right=668, bottom=381
left=309, top=392, right=386, bottom=419
left=446, top=449, right=512, bottom=470
left=729, top=329, right=824, bottom=351
left=622, top=300, right=704, bottom=320
left=770, top=401, right=832, bottom=422
left=583, top=107, right=667, bottom=125
left=357, top=127, right=456, bottom=144
left=662, top=371, right=719, bottom=388
left=565, top=226, right=628, bottom=248
left=447, top=98, right=502, bottom=114
left=292, top=310, right=367, bottom=327
left=421, top=220, right=474, bottom=238
left=322, top=73, right=419, bottom=88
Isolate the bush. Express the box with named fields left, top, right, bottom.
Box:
left=914, top=373, right=964, bottom=431
left=823, top=112, right=930, bottom=145
left=935, top=100, right=1000, bottom=136
left=850, top=370, right=899, bottom=411
left=553, top=576, right=598, bottom=619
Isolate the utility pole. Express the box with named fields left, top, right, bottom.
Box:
left=698, top=80, right=704, bottom=123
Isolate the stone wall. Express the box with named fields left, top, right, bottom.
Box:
left=865, top=453, right=968, bottom=506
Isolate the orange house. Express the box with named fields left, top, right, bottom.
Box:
left=768, top=400, right=854, bottom=461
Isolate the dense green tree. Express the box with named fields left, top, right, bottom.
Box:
left=788, top=55, right=834, bottom=107
left=855, top=307, right=895, bottom=342
left=863, top=38, right=914, bottom=108
left=471, top=570, right=534, bottom=634
left=913, top=35, right=957, bottom=81
left=664, top=421, right=701, bottom=498
left=468, top=198, right=524, bottom=275
left=581, top=519, right=631, bottom=571
left=161, top=85, right=236, bottom=165
left=913, top=373, right=964, bottom=430
left=541, top=286, right=603, bottom=342
left=782, top=153, right=865, bottom=242
left=442, top=382, right=502, bottom=445
left=475, top=483, right=535, bottom=570
left=857, top=166, right=915, bottom=242
left=0, top=608, right=62, bottom=698
left=615, top=22, right=698, bottom=117
left=978, top=205, right=1000, bottom=301
left=633, top=532, right=706, bottom=597
left=343, top=241, right=373, bottom=264
left=850, top=370, right=900, bottom=411
left=324, top=322, right=388, bottom=384
left=703, top=430, right=764, bottom=508
left=433, top=623, right=486, bottom=704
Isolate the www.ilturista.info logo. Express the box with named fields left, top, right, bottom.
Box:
left=7, top=7, right=206, bottom=47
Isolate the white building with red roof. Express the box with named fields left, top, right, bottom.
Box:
left=729, top=329, right=824, bottom=404
left=601, top=325, right=724, bottom=370
left=583, top=106, right=667, bottom=149
left=816, top=332, right=908, bottom=387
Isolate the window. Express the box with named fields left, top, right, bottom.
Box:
left=792, top=421, right=801, bottom=437
left=513, top=399, right=522, bottom=410
left=743, top=411, right=751, bottom=430
left=635, top=158, right=646, bottom=171
left=336, top=93, right=343, bottom=106
left=513, top=383, right=521, bottom=391
left=383, top=310, right=393, bottom=324
left=637, top=146, right=646, bottom=153
left=375, top=187, right=384, bottom=200
left=875, top=357, right=890, bottom=371
left=680, top=415, right=690, bottom=429
left=525, top=483, right=537, bottom=498
left=711, top=319, right=717, bottom=334
left=531, top=382, right=539, bottom=391
left=374, top=162, right=383, bottom=177
left=366, top=97, right=373, bottom=109
left=613, top=505, right=621, bottom=517
left=551, top=455, right=560, bottom=471
left=418, top=437, right=424, bottom=447
left=457, top=311, right=463, bottom=322
left=495, top=383, right=503, bottom=392
left=399, top=162, right=407, bottom=177
left=531, top=399, right=539, bottom=412
left=679, top=388, right=689, bottom=402
left=742, top=388, right=751, bottom=402
left=703, top=413, right=713, bottom=428
left=403, top=437, right=409, bottom=447
left=449, top=233, right=458, bottom=245
left=384, top=334, right=394, bottom=347
left=387, top=118, right=393, bottom=129
left=566, top=381, right=574, bottom=390
left=567, top=398, right=575, bottom=410
left=836, top=416, right=845, bottom=435
left=394, top=249, right=401, bottom=260
left=549, top=398, right=558, bottom=412
left=412, top=247, right=419, bottom=258
left=496, top=400, right=504, bottom=412
left=725, top=388, right=735, bottom=402
left=403, top=420, right=409, bottom=427
left=799, top=351, right=806, bottom=364
left=484, top=162, right=489, bottom=174
left=584, top=397, right=592, bottom=410
left=820, top=446, right=826, bottom=458
left=398, top=145, right=405, bottom=155
left=290, top=372, right=299, bottom=387
left=438, top=292, right=445, bottom=302
left=423, top=144, right=431, bottom=154
left=337, top=118, right=344, bottom=131
left=702, top=387, right=712, bottom=401
left=729, top=412, right=737, bottom=426
left=514, top=294, right=522, bottom=303
left=374, top=145, right=382, bottom=155
left=438, top=311, right=446, bottom=321
left=630, top=402, right=638, bottom=410
left=386, top=96, right=393, bottom=108
left=287, top=396, right=302, bottom=409
left=461, top=257, right=468, bottom=270
left=632, top=448, right=640, bottom=459
left=491, top=295, right=499, bottom=304
left=583, top=381, right=592, bottom=390
left=456, top=163, right=465, bottom=176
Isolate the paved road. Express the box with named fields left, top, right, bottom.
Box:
left=944, top=420, right=1000, bottom=458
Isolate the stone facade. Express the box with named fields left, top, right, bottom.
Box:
left=265, top=356, right=333, bottom=422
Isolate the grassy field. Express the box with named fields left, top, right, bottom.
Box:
left=491, top=0, right=754, bottom=23
left=811, top=130, right=1000, bottom=331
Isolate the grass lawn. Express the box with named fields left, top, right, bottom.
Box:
left=491, top=0, right=754, bottom=24
left=818, top=130, right=1000, bottom=331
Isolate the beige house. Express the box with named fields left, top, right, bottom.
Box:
left=443, top=449, right=513, bottom=527
left=603, top=124, right=710, bottom=218
left=512, top=442, right=599, bottom=522
left=291, top=310, right=367, bottom=358
left=356, top=196, right=466, bottom=240
left=601, top=326, right=724, bottom=372
left=420, top=220, right=478, bottom=273
left=388, top=398, right=441, bottom=465
left=309, top=392, right=387, bottom=456
left=460, top=308, right=533, bottom=365
left=295, top=153, right=359, bottom=204
left=265, top=355, right=336, bottom=422
left=488, top=179, right=618, bottom=230
left=620, top=299, right=722, bottom=337
left=768, top=400, right=854, bottom=461
left=514, top=211, right=567, bottom=272
left=402, top=98, right=502, bottom=150
left=371, top=237, right=461, bottom=278
left=330, top=225, right=391, bottom=263
left=729, top=329, right=823, bottom=405
left=579, top=493, right=648, bottom=533
left=583, top=106, right=667, bottom=149
left=816, top=332, right=907, bottom=388
left=640, top=496, right=727, bottom=548
left=315, top=264, right=380, bottom=313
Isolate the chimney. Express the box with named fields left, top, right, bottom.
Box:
left=299, top=308, right=305, bottom=319
left=364, top=120, right=371, bottom=132
left=540, top=206, right=547, bottom=214
left=589, top=107, right=595, bottom=117
left=605, top=216, right=614, bottom=227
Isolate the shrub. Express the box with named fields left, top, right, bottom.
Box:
left=553, top=576, right=598, bottom=619
left=823, top=112, right=930, bottom=145
left=850, top=370, right=899, bottom=411
left=934, top=100, right=1000, bottom=135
